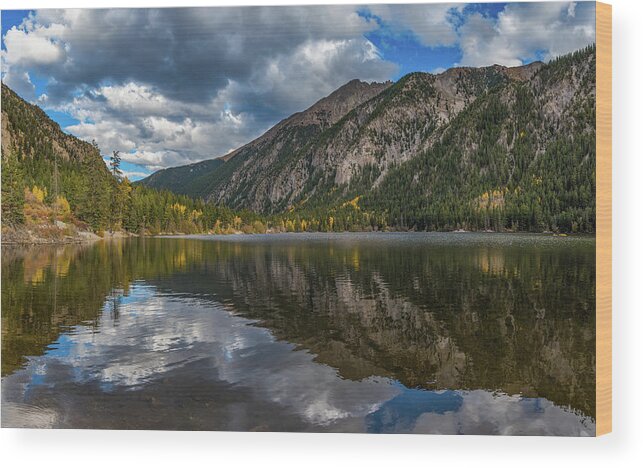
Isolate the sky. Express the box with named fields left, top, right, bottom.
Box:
left=1, top=2, right=596, bottom=180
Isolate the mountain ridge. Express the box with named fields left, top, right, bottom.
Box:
left=141, top=57, right=556, bottom=213
left=141, top=45, right=595, bottom=232
left=142, top=61, right=545, bottom=188
left=140, top=59, right=547, bottom=213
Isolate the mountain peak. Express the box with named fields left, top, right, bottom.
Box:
left=289, top=78, right=392, bottom=128
left=434, top=60, right=545, bottom=83
left=217, top=77, right=392, bottom=163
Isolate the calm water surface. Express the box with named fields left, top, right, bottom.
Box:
left=1, top=233, right=596, bottom=435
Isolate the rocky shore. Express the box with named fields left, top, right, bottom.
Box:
left=2, top=222, right=103, bottom=245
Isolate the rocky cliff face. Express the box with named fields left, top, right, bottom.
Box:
left=140, top=79, right=392, bottom=201
left=202, top=63, right=543, bottom=212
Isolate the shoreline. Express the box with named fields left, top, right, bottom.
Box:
left=1, top=227, right=596, bottom=246
left=0, top=225, right=133, bottom=246
left=157, top=230, right=596, bottom=241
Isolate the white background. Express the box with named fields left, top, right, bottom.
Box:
left=1, top=0, right=641, bottom=466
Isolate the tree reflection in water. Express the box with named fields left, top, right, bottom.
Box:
left=1, top=233, right=596, bottom=434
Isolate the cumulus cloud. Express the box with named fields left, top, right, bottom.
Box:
left=365, top=2, right=595, bottom=68
left=63, top=85, right=258, bottom=169
left=1, top=14, right=66, bottom=67
left=3, top=6, right=381, bottom=104
left=2, top=69, right=37, bottom=97
left=458, top=1, right=596, bottom=66
left=1, top=3, right=595, bottom=170
left=366, top=3, right=465, bottom=47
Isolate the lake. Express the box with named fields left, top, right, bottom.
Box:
left=1, top=233, right=596, bottom=435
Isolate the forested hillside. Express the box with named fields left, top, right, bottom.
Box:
left=1, top=83, right=111, bottom=228
left=362, top=46, right=596, bottom=232
left=140, top=158, right=224, bottom=195
left=1, top=84, right=265, bottom=238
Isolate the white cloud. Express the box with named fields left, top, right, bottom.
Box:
left=2, top=69, right=36, bottom=97
left=97, top=83, right=170, bottom=116
left=1, top=14, right=68, bottom=99
left=120, top=170, right=151, bottom=180
left=458, top=2, right=595, bottom=67
left=60, top=81, right=261, bottom=168
left=2, top=19, right=66, bottom=67
left=458, top=13, right=524, bottom=67
left=66, top=119, right=138, bottom=156
left=367, top=3, right=464, bottom=47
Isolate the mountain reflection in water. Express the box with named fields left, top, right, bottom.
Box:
left=1, top=233, right=596, bottom=435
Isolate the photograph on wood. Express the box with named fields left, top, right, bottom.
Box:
left=0, top=1, right=611, bottom=435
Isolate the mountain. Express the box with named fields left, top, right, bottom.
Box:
left=363, top=47, right=596, bottom=232
left=138, top=78, right=392, bottom=198
left=139, top=158, right=224, bottom=194
left=253, top=62, right=544, bottom=213
left=3, top=45, right=596, bottom=235
left=142, top=45, right=596, bottom=232
left=142, top=64, right=540, bottom=212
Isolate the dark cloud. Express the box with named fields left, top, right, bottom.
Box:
left=12, top=6, right=380, bottom=103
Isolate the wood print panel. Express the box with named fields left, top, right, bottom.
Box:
left=596, top=1, right=612, bottom=436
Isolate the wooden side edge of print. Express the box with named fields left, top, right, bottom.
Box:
left=596, top=1, right=612, bottom=437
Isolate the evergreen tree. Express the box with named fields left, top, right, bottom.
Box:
left=1, top=151, right=25, bottom=225
left=109, top=150, right=123, bottom=180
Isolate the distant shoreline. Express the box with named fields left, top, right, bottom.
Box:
left=1, top=225, right=596, bottom=246
left=156, top=230, right=596, bottom=241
